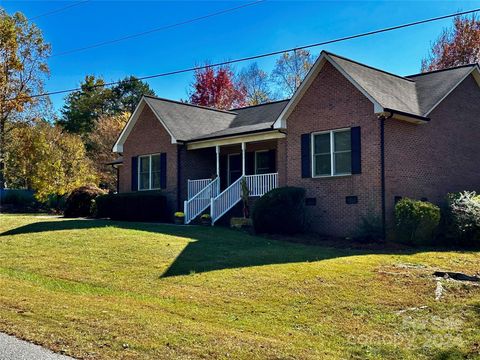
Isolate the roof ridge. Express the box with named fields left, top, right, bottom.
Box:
left=406, top=63, right=477, bottom=78
left=230, top=99, right=290, bottom=111
left=322, top=50, right=415, bottom=83
left=142, top=94, right=237, bottom=114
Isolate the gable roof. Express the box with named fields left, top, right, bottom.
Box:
left=112, top=96, right=288, bottom=152
left=406, top=64, right=478, bottom=115
left=274, top=51, right=480, bottom=128
left=114, top=52, right=479, bottom=152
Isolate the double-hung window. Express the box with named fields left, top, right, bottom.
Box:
left=312, top=129, right=352, bottom=177
left=138, top=154, right=161, bottom=190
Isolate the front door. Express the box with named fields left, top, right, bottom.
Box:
left=228, top=154, right=242, bottom=185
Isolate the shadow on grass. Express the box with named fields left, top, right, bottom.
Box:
left=1, top=218, right=477, bottom=278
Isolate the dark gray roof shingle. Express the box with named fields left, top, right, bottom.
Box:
left=326, top=52, right=420, bottom=115
left=406, top=65, right=476, bottom=115
left=139, top=54, right=477, bottom=143
left=143, top=96, right=288, bottom=141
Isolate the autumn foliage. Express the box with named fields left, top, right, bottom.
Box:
left=189, top=65, right=246, bottom=110
left=422, top=14, right=480, bottom=72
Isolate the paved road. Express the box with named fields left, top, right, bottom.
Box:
left=0, top=333, right=74, bottom=360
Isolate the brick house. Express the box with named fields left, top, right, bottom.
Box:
left=112, top=51, right=480, bottom=236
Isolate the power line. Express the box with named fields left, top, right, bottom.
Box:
left=52, top=0, right=265, bottom=57
left=29, top=0, right=90, bottom=20
left=12, top=7, right=480, bottom=102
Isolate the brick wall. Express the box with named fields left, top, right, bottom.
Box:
left=384, top=74, right=480, bottom=229
left=119, top=106, right=178, bottom=216
left=284, top=61, right=382, bottom=236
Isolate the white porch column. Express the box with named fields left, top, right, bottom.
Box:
left=241, top=142, right=246, bottom=176
left=215, top=145, right=220, bottom=177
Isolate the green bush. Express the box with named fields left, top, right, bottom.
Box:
left=252, top=187, right=306, bottom=235
left=395, top=198, right=440, bottom=245
left=64, top=186, right=106, bottom=218
left=354, top=214, right=384, bottom=243
left=442, top=191, right=480, bottom=247
left=94, top=191, right=168, bottom=222
left=0, top=189, right=36, bottom=206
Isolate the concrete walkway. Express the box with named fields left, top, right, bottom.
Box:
left=0, top=333, right=74, bottom=360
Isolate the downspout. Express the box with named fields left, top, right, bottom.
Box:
left=379, top=111, right=393, bottom=239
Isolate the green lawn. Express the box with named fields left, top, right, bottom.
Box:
left=0, top=214, right=479, bottom=360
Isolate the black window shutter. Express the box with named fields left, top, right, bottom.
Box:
left=351, top=126, right=361, bottom=174
left=301, top=133, right=311, bottom=178
left=131, top=156, right=138, bottom=191
left=246, top=152, right=255, bottom=175
left=268, top=149, right=276, bottom=173
left=160, top=153, right=167, bottom=189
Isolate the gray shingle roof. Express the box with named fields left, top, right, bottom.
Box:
left=143, top=96, right=235, bottom=141
left=143, top=96, right=288, bottom=142
left=138, top=54, right=476, bottom=144
left=325, top=51, right=477, bottom=118
left=406, top=65, right=476, bottom=115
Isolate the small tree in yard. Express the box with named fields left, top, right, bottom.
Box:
left=240, top=177, right=250, bottom=218
left=422, top=14, right=480, bottom=72
left=5, top=122, right=97, bottom=201
left=87, top=112, right=129, bottom=190
left=188, top=65, right=246, bottom=110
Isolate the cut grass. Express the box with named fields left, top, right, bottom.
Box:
left=0, top=214, right=479, bottom=359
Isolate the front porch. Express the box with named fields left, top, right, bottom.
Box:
left=183, top=138, right=281, bottom=225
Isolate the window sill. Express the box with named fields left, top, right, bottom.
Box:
left=311, top=173, right=352, bottom=179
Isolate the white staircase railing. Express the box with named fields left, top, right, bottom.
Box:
left=210, top=173, right=278, bottom=225
left=245, top=173, right=278, bottom=197
left=211, top=176, right=243, bottom=225
left=184, top=177, right=220, bottom=224
left=188, top=178, right=212, bottom=200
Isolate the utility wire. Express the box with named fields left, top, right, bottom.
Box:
left=29, top=0, right=90, bottom=20
left=11, top=7, right=480, bottom=102
left=52, top=0, right=266, bottom=57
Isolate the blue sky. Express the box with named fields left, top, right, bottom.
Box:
left=3, top=0, right=480, bottom=113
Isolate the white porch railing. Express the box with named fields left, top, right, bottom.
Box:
left=210, top=173, right=278, bottom=225
left=184, top=177, right=220, bottom=225
left=245, top=173, right=278, bottom=197
left=210, top=176, right=242, bottom=225
left=188, top=178, right=212, bottom=200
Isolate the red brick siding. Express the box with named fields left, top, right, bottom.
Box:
left=119, top=106, right=178, bottom=215
left=384, top=74, right=480, bottom=228
left=284, top=61, right=382, bottom=236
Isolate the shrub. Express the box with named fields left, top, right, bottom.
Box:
left=442, top=191, right=480, bottom=247
left=395, top=198, right=440, bottom=245
left=354, top=214, right=384, bottom=243
left=64, top=186, right=106, bottom=218
left=0, top=189, right=36, bottom=206
left=252, top=187, right=306, bottom=235
left=94, top=191, right=168, bottom=222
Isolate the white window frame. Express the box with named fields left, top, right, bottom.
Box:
left=254, top=150, right=271, bottom=175
left=138, top=153, right=161, bottom=191
left=311, top=128, right=352, bottom=178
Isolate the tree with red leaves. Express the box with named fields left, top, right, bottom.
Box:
left=189, top=65, right=246, bottom=110
left=422, top=14, right=480, bottom=72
